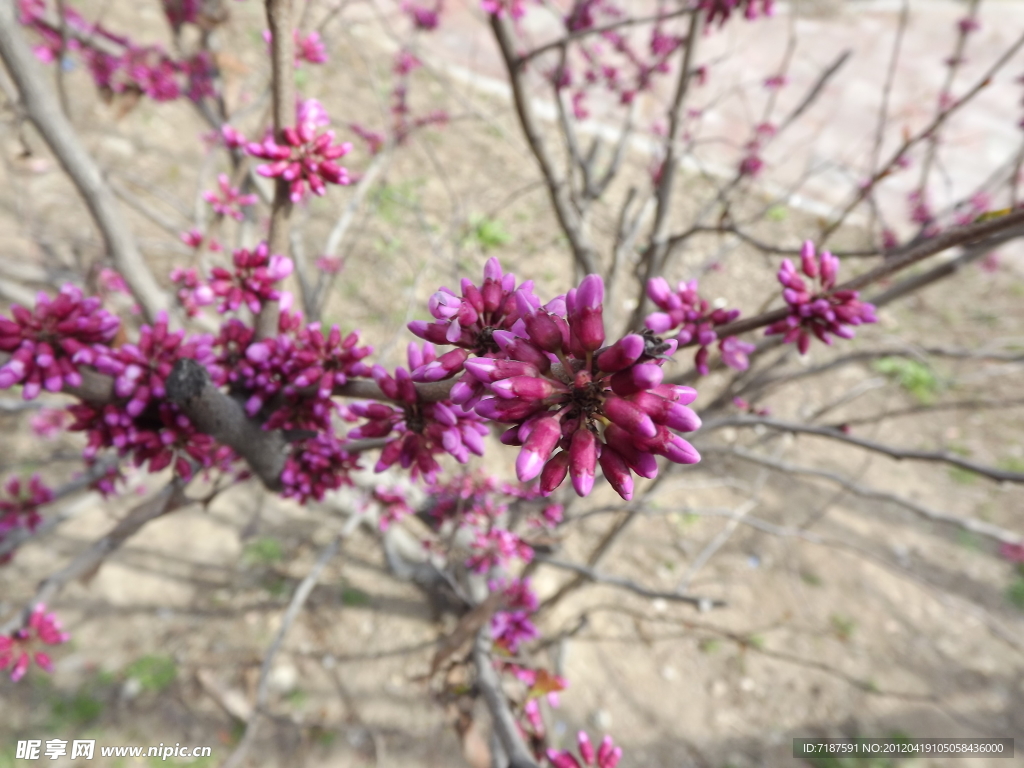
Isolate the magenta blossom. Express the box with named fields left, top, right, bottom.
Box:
left=0, top=604, right=70, bottom=682
left=202, top=173, right=258, bottom=221
left=548, top=732, right=622, bottom=768
left=999, top=541, right=1024, bottom=564
left=372, top=486, right=413, bottom=530
left=346, top=346, right=488, bottom=484
left=238, top=322, right=372, bottom=431
left=0, top=285, right=120, bottom=400
left=764, top=241, right=877, bottom=353
left=645, top=277, right=748, bottom=375
left=208, top=243, right=293, bottom=315
left=280, top=431, right=359, bottom=503
left=471, top=274, right=701, bottom=500
left=490, top=609, right=539, bottom=653
left=0, top=475, right=53, bottom=551
left=247, top=100, right=352, bottom=202
left=29, top=408, right=69, bottom=439
left=466, top=527, right=533, bottom=573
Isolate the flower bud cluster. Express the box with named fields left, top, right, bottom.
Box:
left=66, top=312, right=232, bottom=482
left=461, top=274, right=701, bottom=500
left=202, top=173, right=258, bottom=221
left=645, top=277, right=753, bottom=375
left=0, top=475, right=53, bottom=562
left=0, top=285, right=120, bottom=399
left=346, top=345, right=487, bottom=484
left=548, top=732, right=622, bottom=768
left=489, top=577, right=539, bottom=653
left=765, top=241, right=877, bottom=353
left=0, top=604, right=70, bottom=682
left=208, top=244, right=294, bottom=315
left=239, top=321, right=372, bottom=431
left=280, top=431, right=359, bottom=503
left=247, top=100, right=353, bottom=203
left=19, top=0, right=213, bottom=104
left=700, top=0, right=774, bottom=27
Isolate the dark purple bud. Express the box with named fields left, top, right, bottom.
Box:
left=569, top=428, right=597, bottom=497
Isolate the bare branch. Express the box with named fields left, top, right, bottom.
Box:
left=166, top=358, right=288, bottom=490
left=702, top=415, right=1024, bottom=484
left=222, top=512, right=365, bottom=768
left=490, top=13, right=597, bottom=276
left=473, top=631, right=540, bottom=768
left=256, top=0, right=296, bottom=339
left=534, top=555, right=725, bottom=610
left=709, top=446, right=1023, bottom=547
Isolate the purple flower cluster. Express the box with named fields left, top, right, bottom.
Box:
left=464, top=274, right=701, bottom=500
left=466, top=527, right=534, bottom=573
left=263, top=30, right=329, bottom=66
left=765, top=241, right=878, bottom=353
left=490, top=577, right=540, bottom=653
left=67, top=312, right=232, bottom=481
left=347, top=346, right=488, bottom=483
left=0, top=475, right=52, bottom=561
left=280, top=432, right=359, bottom=503
left=202, top=173, right=258, bottom=221
left=0, top=604, right=70, bottom=682
left=239, top=322, right=372, bottom=430
left=548, top=732, right=622, bottom=768
left=19, top=0, right=213, bottom=104
left=0, top=285, right=120, bottom=399
left=247, top=100, right=352, bottom=203
left=699, top=0, right=774, bottom=27
left=645, top=277, right=753, bottom=375
left=207, top=243, right=294, bottom=315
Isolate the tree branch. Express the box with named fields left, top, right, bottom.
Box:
left=0, top=0, right=169, bottom=323
left=166, top=358, right=288, bottom=490
left=703, top=415, right=1024, bottom=484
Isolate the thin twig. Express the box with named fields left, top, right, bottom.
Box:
left=221, top=512, right=364, bottom=768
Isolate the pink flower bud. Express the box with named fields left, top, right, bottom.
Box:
left=595, top=334, right=645, bottom=372
left=604, top=395, right=657, bottom=438
left=569, top=428, right=598, bottom=496
left=516, top=416, right=560, bottom=481
left=598, top=446, right=634, bottom=500
left=540, top=451, right=570, bottom=495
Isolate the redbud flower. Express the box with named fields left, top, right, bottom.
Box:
left=472, top=274, right=701, bottom=500
left=179, top=228, right=222, bottom=252
left=466, top=528, right=533, bottom=573
left=0, top=604, right=70, bottom=682
left=347, top=347, right=488, bottom=484
left=238, top=322, right=372, bottom=431
left=0, top=475, right=52, bottom=553
left=202, top=173, right=258, bottom=221
left=764, top=240, right=877, bottom=353
left=29, top=408, right=69, bottom=439
left=0, top=285, right=120, bottom=399
left=411, top=257, right=536, bottom=354
left=999, top=542, right=1024, bottom=563
left=481, top=0, right=528, bottom=19
left=547, top=732, right=623, bottom=768
left=247, top=99, right=352, bottom=202
left=402, top=0, right=441, bottom=29
left=645, top=277, right=743, bottom=375
left=701, top=0, right=774, bottom=27
left=280, top=431, right=359, bottom=503
left=491, top=609, right=539, bottom=653
left=208, top=242, right=293, bottom=314
left=372, top=486, right=413, bottom=530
